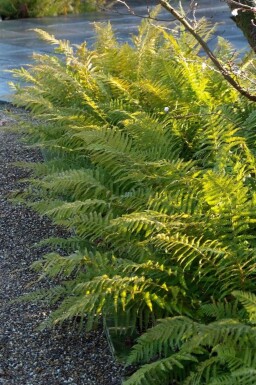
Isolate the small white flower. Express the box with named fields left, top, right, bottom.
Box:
left=231, top=9, right=239, bottom=16
left=164, top=106, right=169, bottom=113
left=202, top=62, right=207, bottom=70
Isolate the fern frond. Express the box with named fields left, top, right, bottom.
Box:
left=199, top=300, right=241, bottom=321
left=124, top=352, right=197, bottom=385
left=232, top=291, right=256, bottom=324
left=208, top=368, right=256, bottom=385
left=127, top=317, right=197, bottom=365
left=32, top=29, right=74, bottom=56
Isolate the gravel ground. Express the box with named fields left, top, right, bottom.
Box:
left=0, top=103, right=123, bottom=385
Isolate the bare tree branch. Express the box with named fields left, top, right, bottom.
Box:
left=104, top=0, right=175, bottom=22
left=227, top=0, right=256, bottom=12
left=158, top=0, right=256, bottom=102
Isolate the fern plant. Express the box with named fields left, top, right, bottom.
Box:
left=0, top=0, right=104, bottom=18
left=10, top=8, right=256, bottom=383
left=124, top=291, right=256, bottom=385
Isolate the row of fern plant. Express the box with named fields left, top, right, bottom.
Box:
left=0, top=0, right=105, bottom=19
left=10, top=7, right=256, bottom=384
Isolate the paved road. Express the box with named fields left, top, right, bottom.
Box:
left=0, top=1, right=247, bottom=101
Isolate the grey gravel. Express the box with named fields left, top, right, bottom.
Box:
left=0, top=103, right=123, bottom=385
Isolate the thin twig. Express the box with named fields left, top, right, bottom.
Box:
left=103, top=0, right=175, bottom=22
left=227, top=0, right=256, bottom=12
left=159, top=0, right=256, bottom=102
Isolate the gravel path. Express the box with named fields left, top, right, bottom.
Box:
left=0, top=103, right=123, bottom=385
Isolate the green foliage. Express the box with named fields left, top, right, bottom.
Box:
left=0, top=0, right=105, bottom=18
left=10, top=11, right=256, bottom=384
left=125, top=292, right=256, bottom=385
